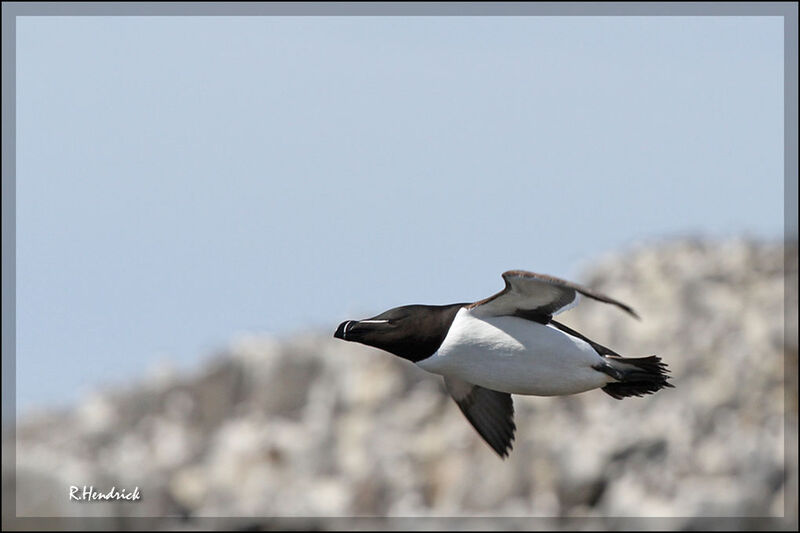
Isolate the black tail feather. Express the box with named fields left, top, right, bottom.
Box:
left=599, top=355, right=674, bottom=400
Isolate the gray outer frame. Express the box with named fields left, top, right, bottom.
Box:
left=2, top=2, right=797, bottom=530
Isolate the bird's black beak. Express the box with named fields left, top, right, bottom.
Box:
left=334, top=318, right=394, bottom=342
left=334, top=320, right=357, bottom=340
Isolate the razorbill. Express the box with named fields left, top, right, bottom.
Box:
left=334, top=270, right=672, bottom=458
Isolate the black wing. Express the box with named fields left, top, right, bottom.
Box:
left=469, top=270, right=639, bottom=323
left=444, top=376, right=516, bottom=458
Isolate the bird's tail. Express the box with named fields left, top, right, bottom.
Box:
left=599, top=355, right=674, bottom=399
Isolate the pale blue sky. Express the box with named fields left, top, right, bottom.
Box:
left=16, top=16, right=784, bottom=411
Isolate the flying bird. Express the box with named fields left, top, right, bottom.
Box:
left=334, top=270, right=672, bottom=458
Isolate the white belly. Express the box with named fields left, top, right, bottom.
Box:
left=417, top=308, right=612, bottom=396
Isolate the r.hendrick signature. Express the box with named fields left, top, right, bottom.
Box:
left=69, top=485, right=141, bottom=502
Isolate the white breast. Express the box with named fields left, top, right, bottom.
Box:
left=417, top=307, right=612, bottom=396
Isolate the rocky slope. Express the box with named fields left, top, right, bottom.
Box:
left=6, top=238, right=797, bottom=530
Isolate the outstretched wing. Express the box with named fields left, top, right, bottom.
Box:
left=468, top=270, right=639, bottom=323
left=444, top=376, right=516, bottom=459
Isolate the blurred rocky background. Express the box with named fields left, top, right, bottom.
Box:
left=4, top=238, right=798, bottom=530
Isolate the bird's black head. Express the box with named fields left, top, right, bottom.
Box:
left=334, top=303, right=466, bottom=363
